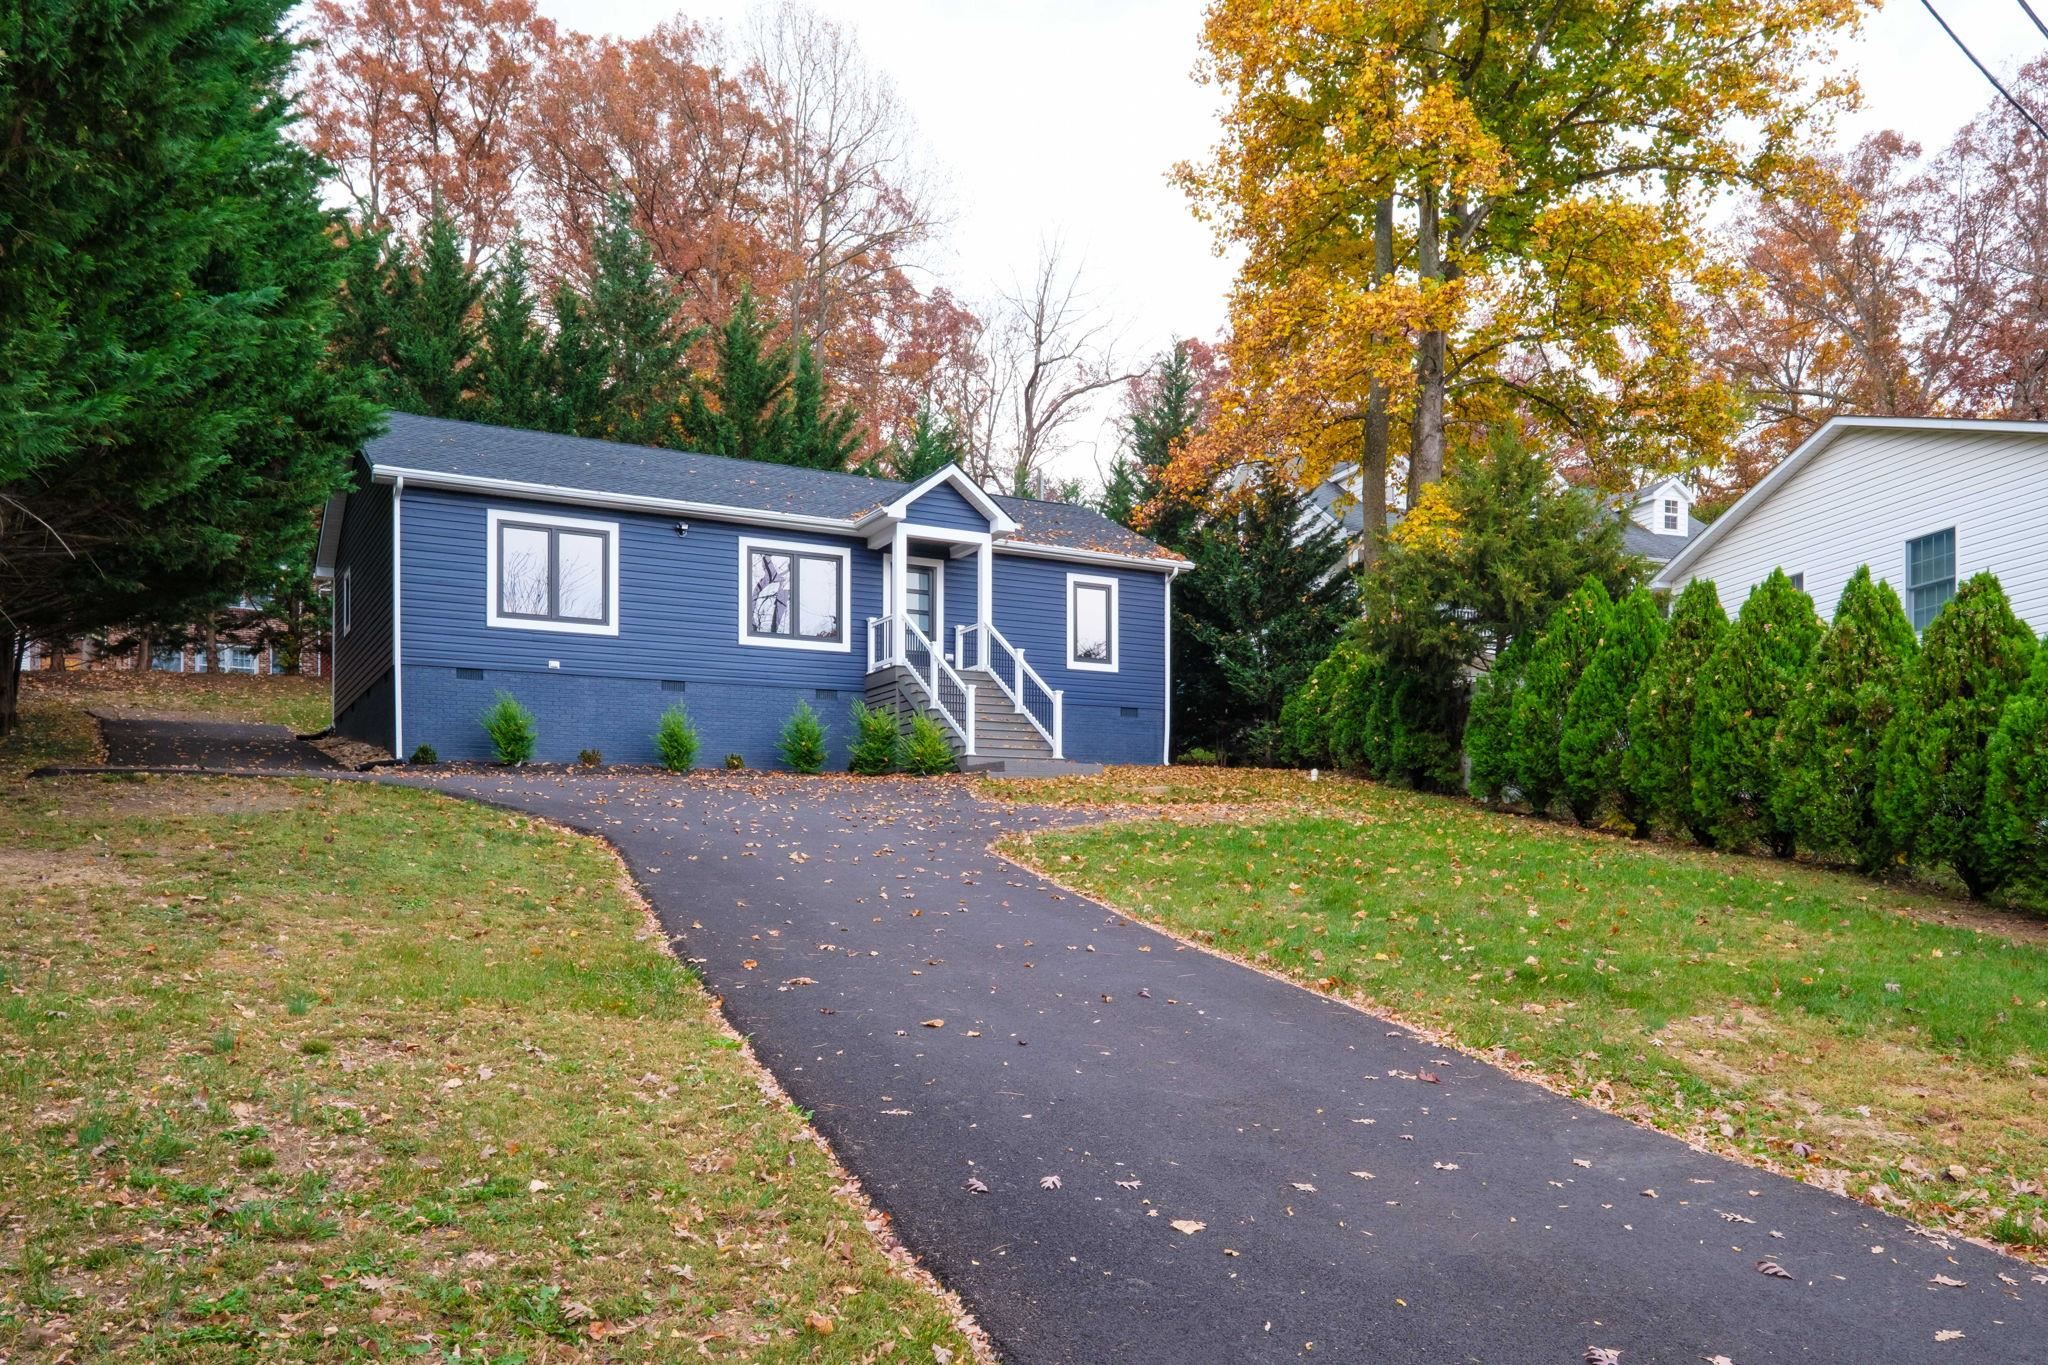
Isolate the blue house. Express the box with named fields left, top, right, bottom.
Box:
left=314, top=414, right=1187, bottom=771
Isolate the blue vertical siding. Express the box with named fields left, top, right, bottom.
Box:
left=332, top=466, right=395, bottom=751
left=901, top=481, right=989, bottom=531
left=989, top=555, right=1169, bottom=765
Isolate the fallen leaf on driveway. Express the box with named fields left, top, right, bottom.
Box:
left=964, top=1177, right=988, bottom=1194
left=784, top=977, right=816, bottom=987
left=1350, top=1171, right=1375, bottom=1180
left=1170, top=1219, right=1205, bottom=1235
left=1929, top=1274, right=1966, bottom=1288
left=1419, top=1071, right=1442, bottom=1084
left=1702, top=1356, right=1734, bottom=1365
left=1585, top=1348, right=1622, bottom=1364
left=921, top=1018, right=945, bottom=1028
left=1291, top=1182, right=1317, bottom=1192
left=741, top=959, right=758, bottom=970
left=1116, top=1178, right=1142, bottom=1190
left=1572, top=1158, right=1592, bottom=1168
left=1935, top=1330, right=1964, bottom=1342
left=1756, top=1260, right=1792, bottom=1279
left=1040, top=1175, right=1061, bottom=1190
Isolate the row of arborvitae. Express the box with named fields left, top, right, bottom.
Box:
left=1464, top=568, right=2048, bottom=902
left=1466, top=568, right=2048, bottom=900
left=474, top=691, right=956, bottom=775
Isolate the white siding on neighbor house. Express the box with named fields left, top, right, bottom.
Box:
left=1659, top=426, right=2048, bottom=632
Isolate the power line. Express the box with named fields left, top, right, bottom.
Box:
left=1920, top=0, right=2048, bottom=145
left=2020, top=0, right=2048, bottom=42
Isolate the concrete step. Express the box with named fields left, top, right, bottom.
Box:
left=960, top=757, right=1102, bottom=777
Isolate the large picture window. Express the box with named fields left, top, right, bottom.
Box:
left=738, top=537, right=850, bottom=651
left=1906, top=528, right=1956, bottom=632
left=1067, top=573, right=1119, bottom=672
left=486, top=508, right=619, bottom=635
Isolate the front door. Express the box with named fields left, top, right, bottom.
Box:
left=887, top=556, right=942, bottom=644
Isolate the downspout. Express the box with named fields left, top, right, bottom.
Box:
left=1162, top=570, right=1173, bottom=765
left=392, top=476, right=404, bottom=760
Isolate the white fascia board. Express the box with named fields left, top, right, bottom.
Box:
left=312, top=493, right=347, bottom=579
left=368, top=465, right=861, bottom=535
left=872, top=463, right=1019, bottom=535
left=998, top=539, right=1191, bottom=575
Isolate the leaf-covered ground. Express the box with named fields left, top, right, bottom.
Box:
left=23, top=671, right=334, bottom=737
left=1, top=681, right=980, bottom=1360
left=986, top=766, right=2048, bottom=1262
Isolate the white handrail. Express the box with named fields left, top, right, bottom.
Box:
left=900, top=616, right=974, bottom=755
left=975, top=623, right=1063, bottom=759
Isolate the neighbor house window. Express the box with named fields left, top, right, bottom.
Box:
left=1067, top=574, right=1119, bottom=671
left=738, top=537, right=850, bottom=651
left=1788, top=572, right=1805, bottom=592
left=219, top=645, right=260, bottom=675
left=1661, top=498, right=1680, bottom=532
left=150, top=646, right=184, bottom=673
left=486, top=508, right=619, bottom=636
left=1906, top=528, right=1956, bottom=632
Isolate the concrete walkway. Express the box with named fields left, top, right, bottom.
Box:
left=401, top=767, right=2048, bottom=1364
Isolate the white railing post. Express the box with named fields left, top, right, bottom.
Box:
left=1052, top=690, right=1064, bottom=759
left=1014, top=647, right=1025, bottom=704
left=965, top=683, right=976, bottom=756
left=867, top=616, right=879, bottom=673
left=954, top=623, right=966, bottom=670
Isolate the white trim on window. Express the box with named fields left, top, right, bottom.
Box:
left=737, top=535, right=853, bottom=653
left=882, top=554, right=946, bottom=640
left=1066, top=572, right=1119, bottom=672
left=485, top=507, right=621, bottom=636
left=1660, top=497, right=1680, bottom=532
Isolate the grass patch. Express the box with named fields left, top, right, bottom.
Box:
left=993, top=766, right=2048, bottom=1259
left=22, top=669, right=332, bottom=736
left=0, top=690, right=975, bottom=1359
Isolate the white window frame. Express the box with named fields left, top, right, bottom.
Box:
left=1661, top=497, right=1680, bottom=532
left=485, top=507, right=621, bottom=636
left=219, top=644, right=261, bottom=675
left=882, top=554, right=946, bottom=642
left=340, top=567, right=352, bottom=637
left=736, top=535, right=853, bottom=653
left=1066, top=572, right=1120, bottom=673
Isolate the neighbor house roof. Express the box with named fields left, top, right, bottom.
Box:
left=356, top=413, right=1182, bottom=569
left=1654, top=414, right=2048, bottom=586
left=1623, top=522, right=1699, bottom=564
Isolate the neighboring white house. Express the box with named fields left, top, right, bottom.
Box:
left=1653, top=416, right=2048, bottom=633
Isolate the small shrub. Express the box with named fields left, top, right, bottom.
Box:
left=1691, top=570, right=1822, bottom=855
left=480, top=691, right=538, bottom=765
left=1877, top=572, right=2037, bottom=896
left=1175, top=746, right=1221, bottom=766
left=1622, top=578, right=1727, bottom=841
left=847, top=700, right=900, bottom=775
left=778, top=700, right=829, bottom=773
left=1560, top=586, right=1667, bottom=829
left=724, top=752, right=745, bottom=770
left=1464, top=637, right=1527, bottom=803
left=654, top=702, right=700, bottom=772
left=408, top=743, right=439, bottom=765
left=1985, top=644, right=2048, bottom=904
left=577, top=748, right=603, bottom=767
left=901, top=712, right=956, bottom=775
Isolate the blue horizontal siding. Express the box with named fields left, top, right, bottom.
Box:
left=989, top=556, right=1167, bottom=765
left=902, top=481, right=988, bottom=531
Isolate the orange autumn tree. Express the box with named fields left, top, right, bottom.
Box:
left=1170, top=0, right=1868, bottom=540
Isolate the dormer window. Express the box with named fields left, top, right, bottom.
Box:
left=1661, top=497, right=1680, bottom=532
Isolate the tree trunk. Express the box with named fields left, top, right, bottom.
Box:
left=202, top=621, right=219, bottom=673
left=1358, top=196, right=1394, bottom=571
left=0, top=633, right=21, bottom=739
left=1410, top=181, right=1447, bottom=504
left=135, top=632, right=152, bottom=670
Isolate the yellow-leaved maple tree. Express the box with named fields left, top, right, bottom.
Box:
left=1169, top=0, right=1869, bottom=548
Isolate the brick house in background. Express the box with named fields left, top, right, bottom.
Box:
left=22, top=595, right=328, bottom=677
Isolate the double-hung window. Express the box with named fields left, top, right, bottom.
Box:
left=1906, top=528, right=1956, bottom=632
left=487, top=508, right=618, bottom=635
left=739, top=537, right=849, bottom=650
left=1067, top=573, right=1118, bottom=671
left=1661, top=497, right=1680, bottom=532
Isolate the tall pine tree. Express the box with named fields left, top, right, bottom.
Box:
left=682, top=287, right=793, bottom=462
left=1125, top=341, right=1207, bottom=549
left=1508, top=579, right=1613, bottom=817
left=875, top=405, right=967, bottom=482
left=386, top=209, right=481, bottom=419
left=1771, top=567, right=1917, bottom=870
left=471, top=234, right=552, bottom=429
left=1560, top=586, right=1667, bottom=830
left=581, top=193, right=700, bottom=447
left=1984, top=644, right=2048, bottom=905
left=1621, top=578, right=1727, bottom=841
left=0, top=0, right=376, bottom=732
left=786, top=338, right=863, bottom=470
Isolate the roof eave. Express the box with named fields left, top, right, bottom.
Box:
left=311, top=493, right=347, bottom=579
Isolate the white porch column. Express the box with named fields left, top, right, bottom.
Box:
left=976, top=538, right=993, bottom=670
left=889, top=523, right=909, bottom=665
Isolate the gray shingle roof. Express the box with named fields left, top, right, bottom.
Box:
left=364, top=413, right=1176, bottom=562
left=1623, top=521, right=1699, bottom=563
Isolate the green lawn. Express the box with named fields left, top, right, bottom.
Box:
left=1, top=683, right=979, bottom=1359
left=987, top=766, right=2048, bottom=1261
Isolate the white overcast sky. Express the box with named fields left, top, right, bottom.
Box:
left=534, top=0, right=2048, bottom=479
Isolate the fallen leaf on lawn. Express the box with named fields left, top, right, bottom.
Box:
left=921, top=1018, right=945, bottom=1028
left=528, top=1179, right=552, bottom=1193
left=934, top=1347, right=956, bottom=1364
left=1170, top=1219, right=1205, bottom=1235
left=805, top=1313, right=834, bottom=1335
left=1040, top=1175, right=1062, bottom=1190
left=964, top=1177, right=988, bottom=1194
left=1756, top=1260, right=1792, bottom=1279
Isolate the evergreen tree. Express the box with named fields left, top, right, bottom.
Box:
left=1508, top=579, right=1613, bottom=817
left=471, top=234, right=552, bottom=429
left=1096, top=453, right=1144, bottom=529
left=1125, top=341, right=1208, bottom=549
left=386, top=210, right=481, bottom=419
left=1984, top=644, right=2048, bottom=905
left=1622, top=578, right=1727, bottom=841
left=681, top=286, right=793, bottom=462
left=1876, top=573, right=2037, bottom=896
left=1691, top=570, right=1822, bottom=854
left=581, top=193, right=700, bottom=447
left=545, top=283, right=607, bottom=438
left=1464, top=637, right=1527, bottom=802
left=1175, top=476, right=1358, bottom=760
left=0, top=0, right=375, bottom=732
left=332, top=225, right=397, bottom=394
left=1771, top=567, right=1917, bottom=870
left=786, top=338, right=863, bottom=470
left=884, top=406, right=967, bottom=482
left=1560, top=586, right=1667, bottom=830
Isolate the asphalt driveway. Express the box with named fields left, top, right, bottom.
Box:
left=94, top=713, right=344, bottom=772
left=400, top=767, right=2048, bottom=1364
